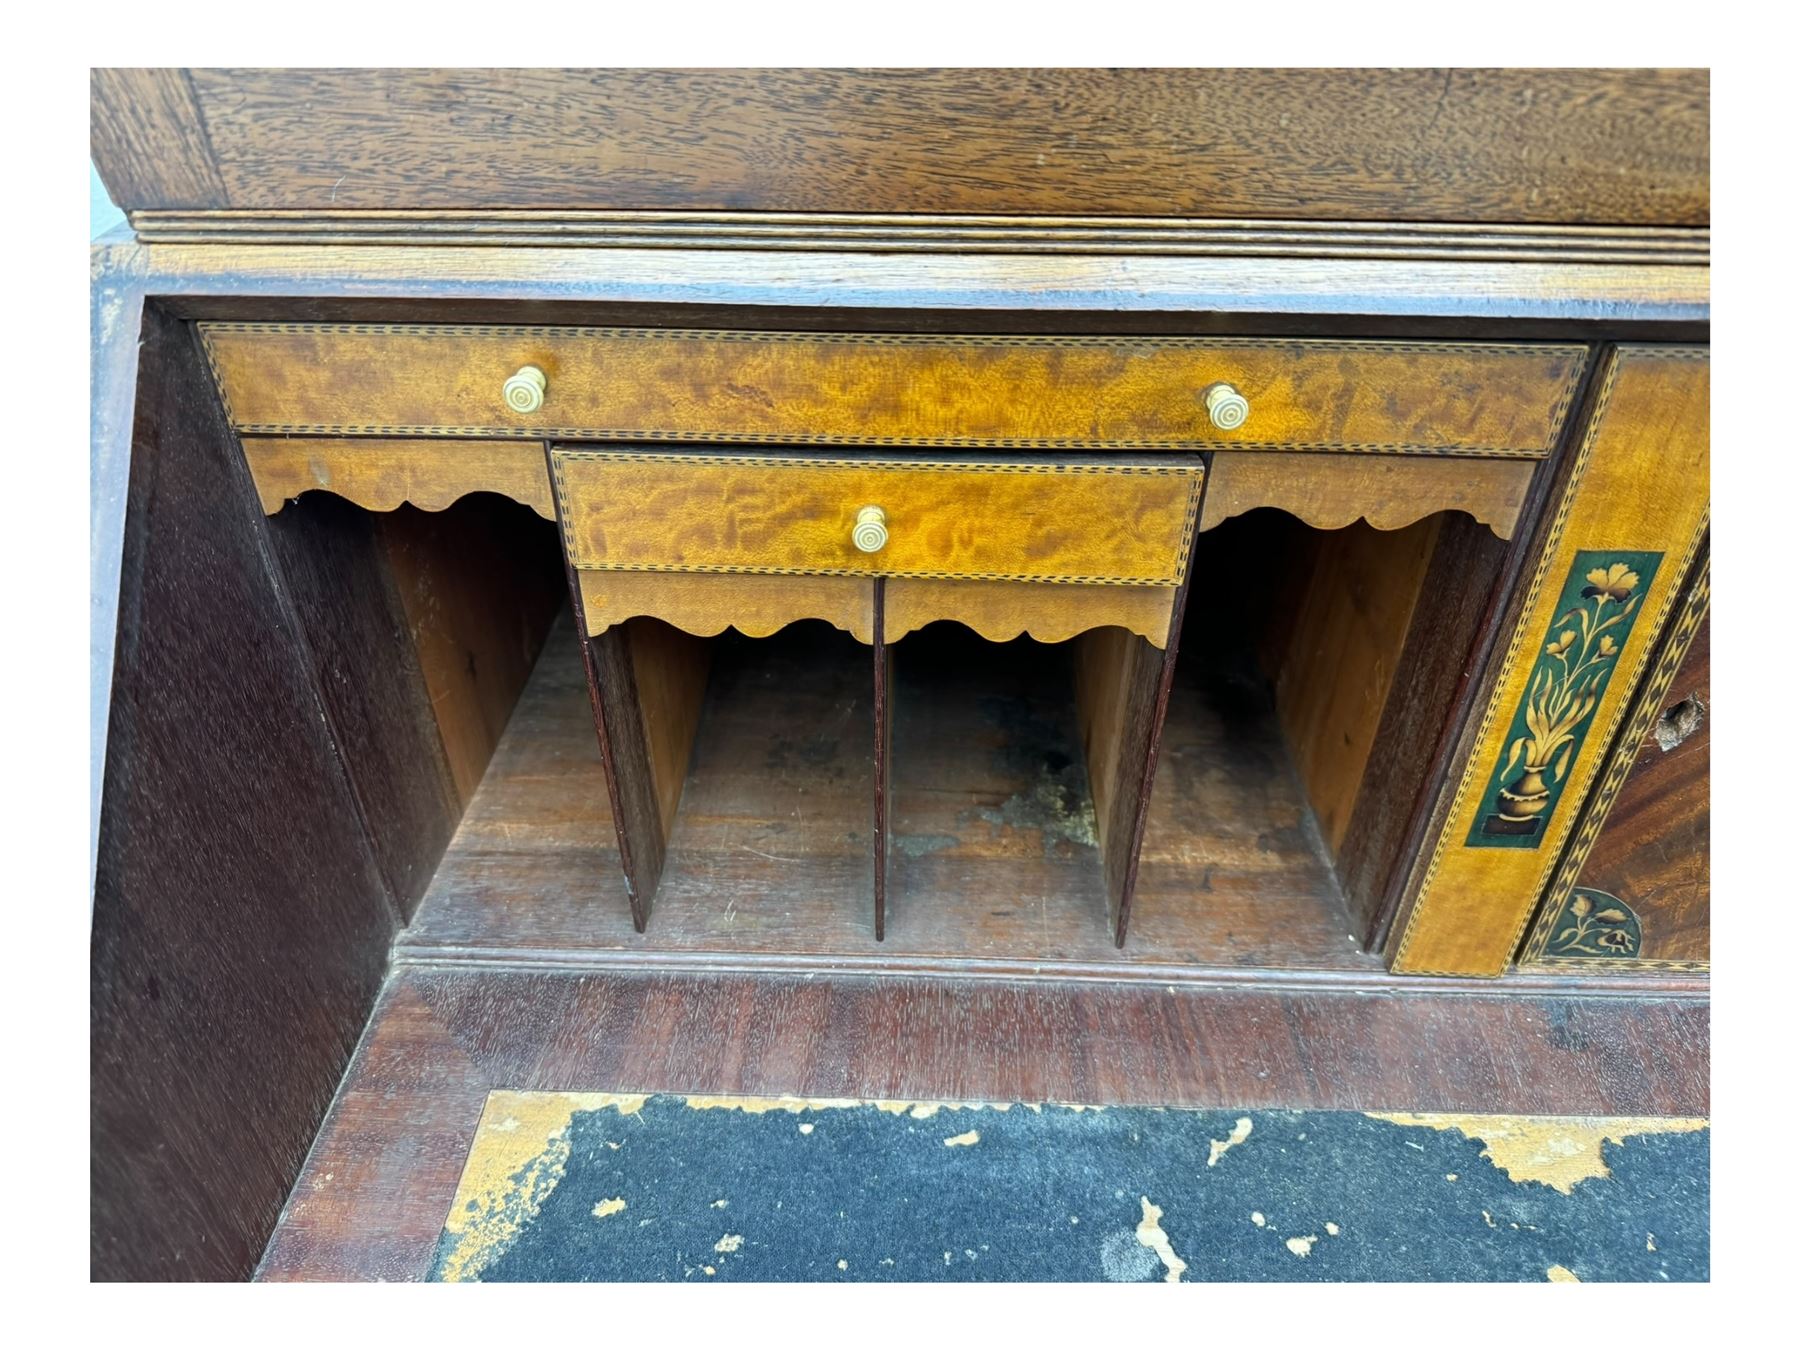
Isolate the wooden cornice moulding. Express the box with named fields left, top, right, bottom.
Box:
left=91, top=68, right=1708, bottom=226
left=1199, top=453, right=1539, bottom=540
left=92, top=238, right=1711, bottom=324
left=126, top=211, right=1713, bottom=266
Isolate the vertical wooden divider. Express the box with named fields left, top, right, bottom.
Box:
left=1074, top=456, right=1208, bottom=946
left=872, top=578, right=891, bottom=941
left=547, top=443, right=710, bottom=931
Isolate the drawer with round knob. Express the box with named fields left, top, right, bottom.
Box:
left=549, top=447, right=1205, bottom=585
left=198, top=324, right=1588, bottom=458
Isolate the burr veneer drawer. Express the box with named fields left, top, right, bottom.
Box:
left=549, top=448, right=1206, bottom=585
left=200, top=324, right=1588, bottom=458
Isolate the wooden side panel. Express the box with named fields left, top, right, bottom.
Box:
left=378, top=499, right=565, bottom=805
left=92, top=310, right=395, bottom=1280
left=1275, top=518, right=1442, bottom=856
left=264, top=493, right=462, bottom=918
left=1074, top=568, right=1193, bottom=947
left=1336, top=515, right=1513, bottom=946
left=629, top=620, right=711, bottom=840
left=1199, top=452, right=1534, bottom=539
left=552, top=450, right=1203, bottom=584
left=92, top=68, right=1708, bottom=225
left=1522, top=566, right=1710, bottom=970
left=202, top=326, right=1586, bottom=458
left=242, top=437, right=554, bottom=518
left=1391, top=348, right=1709, bottom=976
left=90, top=69, right=228, bottom=209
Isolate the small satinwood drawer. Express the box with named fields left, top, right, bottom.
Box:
left=200, top=324, right=1589, bottom=458
left=549, top=448, right=1205, bottom=585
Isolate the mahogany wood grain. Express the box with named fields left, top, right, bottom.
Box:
left=93, top=311, right=396, bottom=1280
left=242, top=436, right=554, bottom=518
left=1274, top=517, right=1442, bottom=858
left=262, top=493, right=460, bottom=917
left=202, top=325, right=1585, bottom=458
left=1336, top=514, right=1514, bottom=946
left=93, top=69, right=1708, bottom=225
left=255, top=962, right=1709, bottom=1280
left=1564, top=612, right=1710, bottom=965
left=873, top=581, right=892, bottom=941
left=377, top=498, right=566, bottom=805
left=1199, top=452, right=1535, bottom=539
left=630, top=619, right=712, bottom=846
left=89, top=69, right=227, bottom=210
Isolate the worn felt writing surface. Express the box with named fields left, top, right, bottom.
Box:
left=429, top=1091, right=1707, bottom=1282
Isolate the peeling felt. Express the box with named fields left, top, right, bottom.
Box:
left=430, top=1093, right=1708, bottom=1282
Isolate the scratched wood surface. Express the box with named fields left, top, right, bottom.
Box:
left=199, top=325, right=1587, bottom=457
left=254, top=962, right=1710, bottom=1280
left=93, top=69, right=1709, bottom=225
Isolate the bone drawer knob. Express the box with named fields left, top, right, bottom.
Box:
left=1204, top=382, right=1250, bottom=430
left=502, top=365, right=547, bottom=414
left=853, top=505, right=889, bottom=553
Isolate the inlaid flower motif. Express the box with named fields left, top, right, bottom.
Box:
left=1582, top=563, right=1640, bottom=604
left=1597, top=635, right=1619, bottom=658
left=1545, top=630, right=1577, bottom=658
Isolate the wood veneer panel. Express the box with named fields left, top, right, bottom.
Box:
left=202, top=326, right=1586, bottom=458
left=1199, top=452, right=1535, bottom=539
left=242, top=436, right=554, bottom=518
left=553, top=449, right=1203, bottom=583
left=1393, top=348, right=1710, bottom=976
left=92, top=69, right=1708, bottom=225
left=92, top=311, right=395, bottom=1280
left=256, top=963, right=1709, bottom=1281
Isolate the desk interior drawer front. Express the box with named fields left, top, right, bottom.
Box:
left=200, top=325, right=1588, bottom=456
left=551, top=450, right=1204, bottom=584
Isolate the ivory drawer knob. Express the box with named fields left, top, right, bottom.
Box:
left=1203, top=382, right=1250, bottom=430
left=502, top=365, right=547, bottom=414
left=853, top=505, right=889, bottom=554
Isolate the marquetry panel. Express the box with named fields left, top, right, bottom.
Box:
left=551, top=450, right=1204, bottom=586
left=241, top=437, right=554, bottom=518
left=1199, top=452, right=1536, bottom=539
left=1391, top=347, right=1709, bottom=977
left=1518, top=559, right=1710, bottom=973
left=199, top=325, right=1587, bottom=457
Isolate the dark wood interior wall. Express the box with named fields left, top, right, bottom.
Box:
left=90, top=68, right=1709, bottom=224
left=91, top=309, right=399, bottom=1280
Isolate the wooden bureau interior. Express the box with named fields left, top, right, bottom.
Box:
left=89, top=68, right=1711, bottom=1282
left=198, top=321, right=1577, bottom=970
